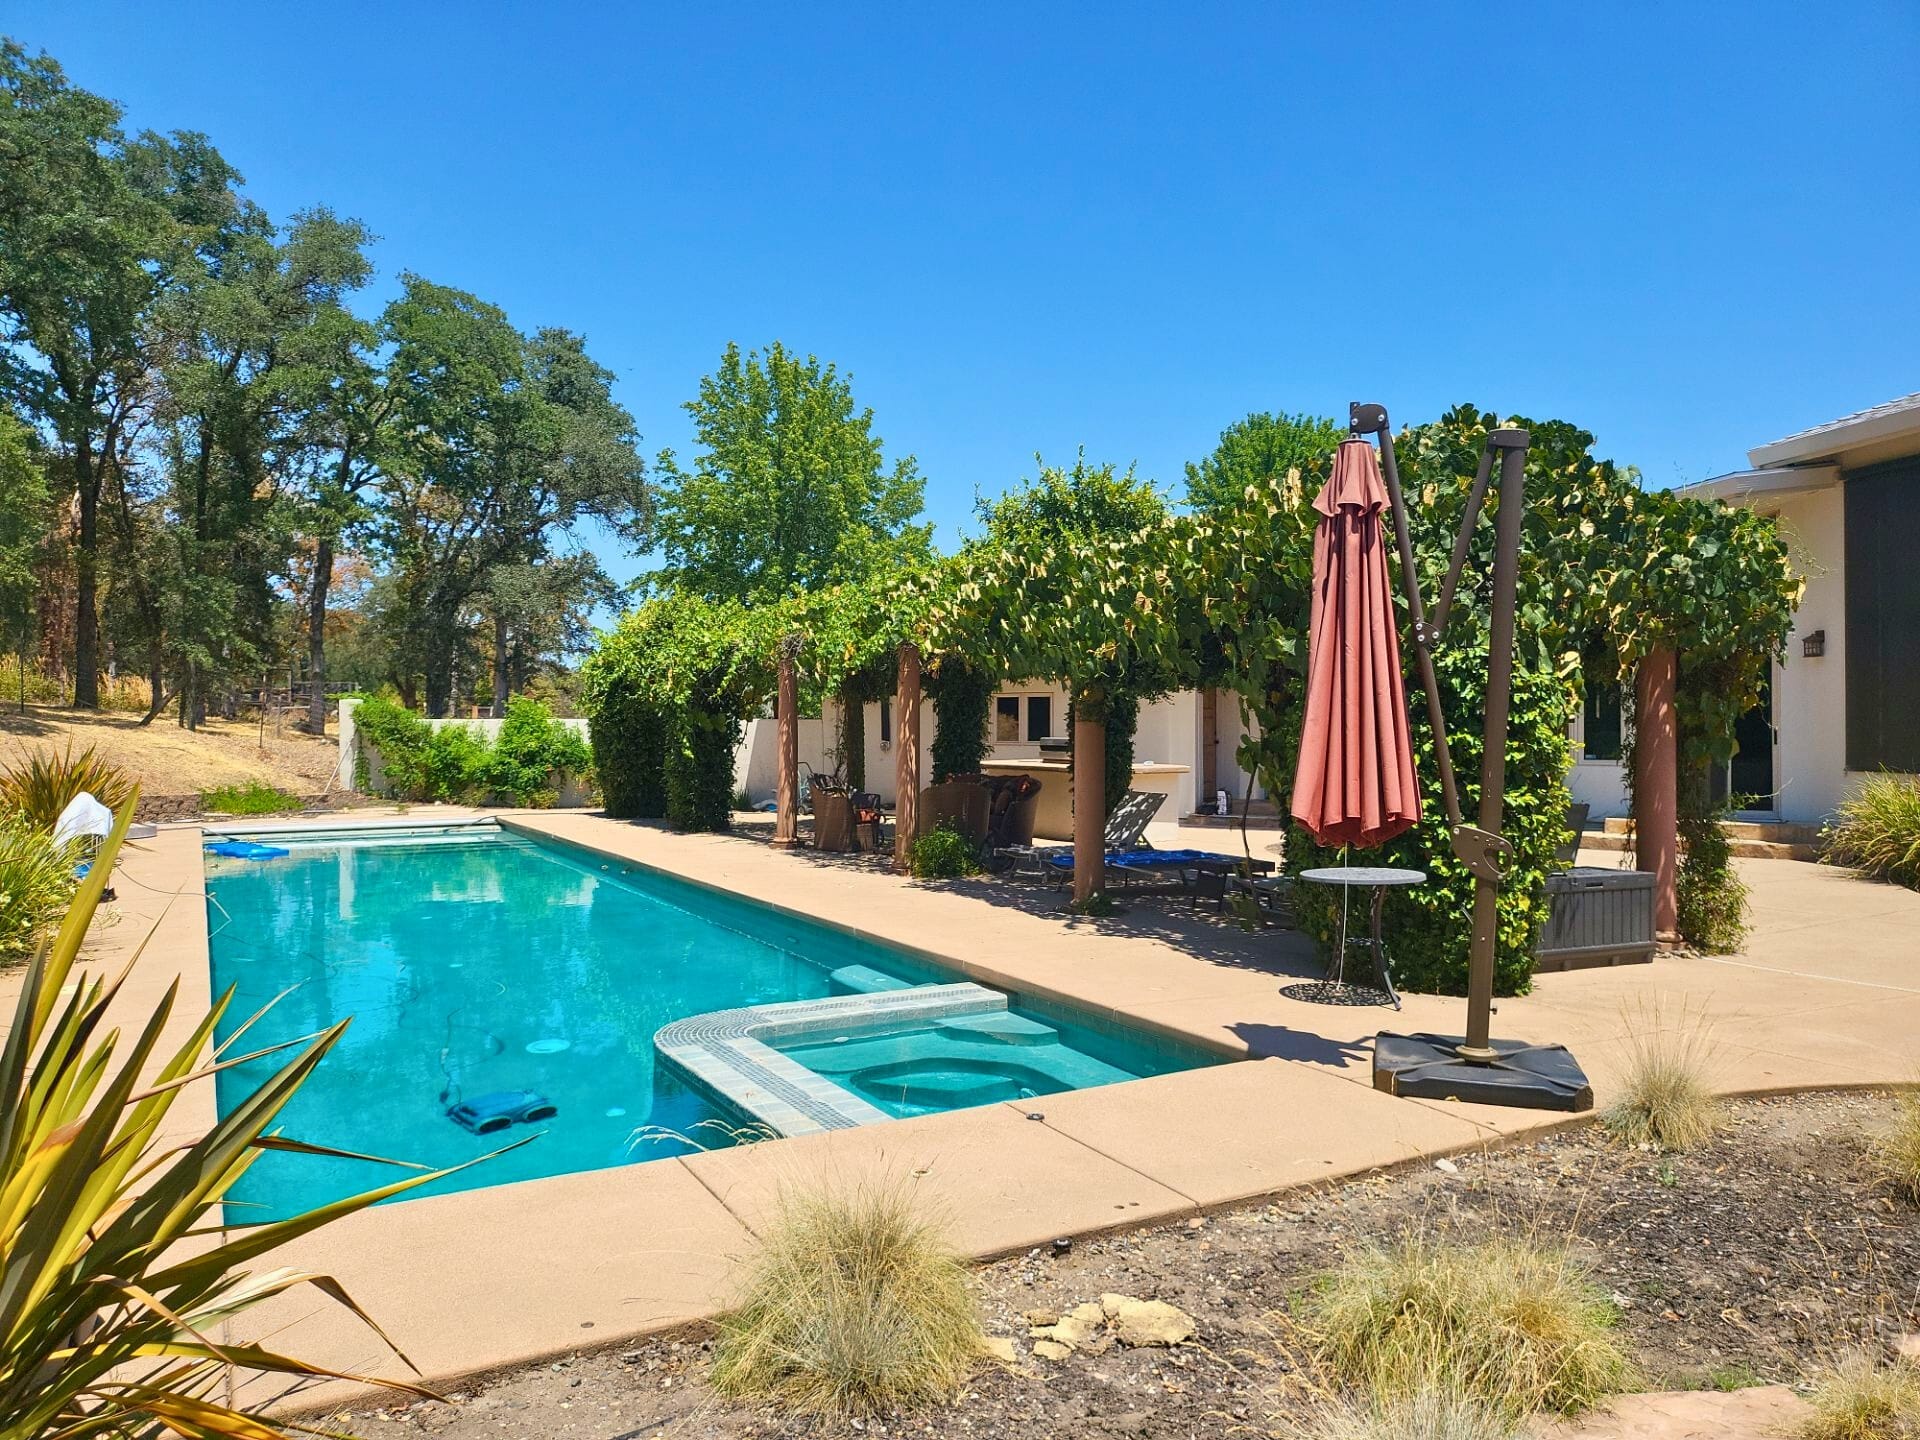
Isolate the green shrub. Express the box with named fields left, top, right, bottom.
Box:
left=1299, top=1229, right=1630, bottom=1420
left=487, top=696, right=592, bottom=804
left=0, top=816, right=78, bottom=963
left=1676, top=811, right=1749, bottom=951
left=352, top=694, right=590, bottom=805
left=423, top=722, right=490, bottom=801
left=0, top=742, right=135, bottom=829
left=1825, top=774, right=1920, bottom=889
left=200, top=780, right=302, bottom=816
left=712, top=1177, right=982, bottom=1417
left=909, top=823, right=980, bottom=879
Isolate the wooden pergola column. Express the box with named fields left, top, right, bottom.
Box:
left=893, top=642, right=922, bottom=873
left=772, top=644, right=800, bottom=848
left=1072, top=703, right=1105, bottom=904
left=1633, top=646, right=1679, bottom=940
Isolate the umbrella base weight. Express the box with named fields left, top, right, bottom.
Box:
left=1373, top=1032, right=1593, bottom=1112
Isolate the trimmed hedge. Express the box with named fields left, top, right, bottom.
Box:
left=590, top=688, right=669, bottom=818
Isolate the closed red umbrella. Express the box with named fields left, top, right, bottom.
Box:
left=1290, top=438, right=1421, bottom=848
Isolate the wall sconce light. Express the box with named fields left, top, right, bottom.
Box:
left=1802, top=629, right=1826, bottom=658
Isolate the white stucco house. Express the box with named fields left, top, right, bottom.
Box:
left=1573, top=393, right=1920, bottom=827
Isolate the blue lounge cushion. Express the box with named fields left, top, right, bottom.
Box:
left=1045, top=847, right=1229, bottom=870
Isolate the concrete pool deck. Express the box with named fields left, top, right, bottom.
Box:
left=28, top=807, right=1920, bottom=1407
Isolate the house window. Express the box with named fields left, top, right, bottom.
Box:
left=1583, top=682, right=1622, bottom=762
left=880, top=697, right=892, bottom=744
left=995, top=695, right=1021, bottom=742
left=1026, top=695, right=1052, bottom=741
left=1846, top=456, right=1920, bottom=772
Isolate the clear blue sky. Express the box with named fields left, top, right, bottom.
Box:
left=11, top=3, right=1919, bottom=588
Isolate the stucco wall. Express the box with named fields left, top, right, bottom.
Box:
left=1768, top=486, right=1852, bottom=824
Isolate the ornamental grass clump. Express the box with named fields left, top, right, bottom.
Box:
left=1601, top=1001, right=1723, bottom=1151
left=0, top=740, right=134, bottom=829
left=1800, top=1350, right=1920, bottom=1440
left=1306, top=1389, right=1518, bottom=1440
left=711, top=1178, right=983, bottom=1417
left=1873, top=1087, right=1920, bottom=1205
left=0, top=814, right=78, bottom=963
left=1297, top=1229, right=1630, bottom=1421
left=1824, top=774, right=1920, bottom=889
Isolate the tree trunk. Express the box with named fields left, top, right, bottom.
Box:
left=893, top=643, right=921, bottom=873
left=1634, top=648, right=1679, bottom=941
left=773, top=649, right=800, bottom=848
left=138, top=637, right=167, bottom=726
left=72, top=443, right=99, bottom=709
left=307, top=533, right=333, bottom=736
left=1072, top=708, right=1106, bottom=905
left=491, top=610, right=509, bottom=717
left=424, top=660, right=452, bottom=718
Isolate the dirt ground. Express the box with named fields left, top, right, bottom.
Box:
left=318, top=1090, right=1920, bottom=1440
left=0, top=703, right=344, bottom=807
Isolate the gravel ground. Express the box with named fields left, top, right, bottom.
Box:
left=323, top=1090, right=1920, bottom=1439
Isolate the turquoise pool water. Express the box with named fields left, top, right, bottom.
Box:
left=205, top=825, right=1207, bottom=1222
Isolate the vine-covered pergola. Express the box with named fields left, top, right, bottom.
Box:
left=583, top=405, right=1799, bottom=990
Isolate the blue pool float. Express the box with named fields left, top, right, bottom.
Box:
left=204, top=839, right=290, bottom=861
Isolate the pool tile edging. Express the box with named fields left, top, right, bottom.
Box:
left=655, top=982, right=1007, bottom=1136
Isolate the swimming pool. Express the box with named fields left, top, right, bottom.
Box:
left=204, top=823, right=1210, bottom=1221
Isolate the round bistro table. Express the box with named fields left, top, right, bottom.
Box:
left=1296, top=865, right=1426, bottom=1010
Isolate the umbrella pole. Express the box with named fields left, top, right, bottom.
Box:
left=1459, top=436, right=1528, bottom=1058
left=1350, top=402, right=1593, bottom=1112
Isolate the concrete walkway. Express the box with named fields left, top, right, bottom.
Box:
left=35, top=810, right=1918, bottom=1404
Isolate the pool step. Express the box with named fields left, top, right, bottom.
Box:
left=935, top=1010, right=1059, bottom=1046
left=830, top=964, right=915, bottom=995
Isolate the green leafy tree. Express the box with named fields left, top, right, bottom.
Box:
left=0, top=410, right=51, bottom=706
left=1183, top=410, right=1344, bottom=514
left=650, top=341, right=929, bottom=602
left=373, top=278, right=647, bottom=715
left=143, top=206, right=376, bottom=727
left=0, top=42, right=213, bottom=706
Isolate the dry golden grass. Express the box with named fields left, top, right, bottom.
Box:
left=710, top=1175, right=983, bottom=1418
left=1801, top=1350, right=1920, bottom=1440
left=1601, top=1000, right=1723, bottom=1152
left=1296, top=1229, right=1630, bottom=1421
left=1872, top=1089, right=1920, bottom=1205
left=1303, top=1389, right=1517, bottom=1440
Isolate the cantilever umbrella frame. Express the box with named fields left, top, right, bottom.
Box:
left=1346, top=401, right=1593, bottom=1113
